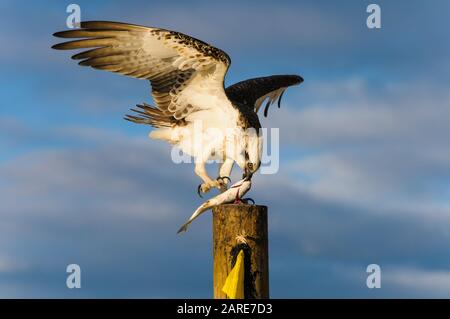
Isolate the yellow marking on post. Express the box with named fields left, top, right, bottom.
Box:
left=222, top=250, right=245, bottom=299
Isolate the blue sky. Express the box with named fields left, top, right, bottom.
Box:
left=1, top=0, right=450, bottom=298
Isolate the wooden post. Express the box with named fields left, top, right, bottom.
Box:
left=212, top=204, right=269, bottom=299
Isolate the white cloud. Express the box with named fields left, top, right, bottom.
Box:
left=263, top=78, right=450, bottom=215
left=0, top=256, right=22, bottom=273
left=0, top=130, right=197, bottom=223
left=1, top=123, right=450, bottom=297
left=385, top=267, right=450, bottom=297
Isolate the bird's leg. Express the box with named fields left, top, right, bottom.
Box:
left=195, top=161, right=220, bottom=197
left=216, top=158, right=234, bottom=193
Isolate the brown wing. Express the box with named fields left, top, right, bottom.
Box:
left=225, top=75, right=303, bottom=117
left=53, top=21, right=231, bottom=123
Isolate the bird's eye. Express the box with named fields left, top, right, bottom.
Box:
left=247, top=162, right=254, bottom=170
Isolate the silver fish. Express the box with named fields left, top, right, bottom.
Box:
left=177, top=178, right=252, bottom=233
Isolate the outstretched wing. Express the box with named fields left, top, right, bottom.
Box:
left=225, top=75, right=303, bottom=117
left=53, top=21, right=231, bottom=121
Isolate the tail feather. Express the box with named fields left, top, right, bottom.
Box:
left=124, top=103, right=183, bottom=128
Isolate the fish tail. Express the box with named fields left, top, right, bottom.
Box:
left=176, top=201, right=211, bottom=233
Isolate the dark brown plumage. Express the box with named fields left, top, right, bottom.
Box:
left=226, top=75, right=303, bottom=117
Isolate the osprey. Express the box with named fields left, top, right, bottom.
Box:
left=53, top=21, right=303, bottom=195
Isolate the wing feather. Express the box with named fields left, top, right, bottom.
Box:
left=225, top=75, right=303, bottom=117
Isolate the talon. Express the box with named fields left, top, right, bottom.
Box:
left=198, top=182, right=213, bottom=196
left=216, top=176, right=231, bottom=193
left=218, top=176, right=231, bottom=184
left=197, top=184, right=203, bottom=198
left=242, top=197, right=255, bottom=205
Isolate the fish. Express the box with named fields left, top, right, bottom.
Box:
left=177, top=178, right=252, bottom=233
